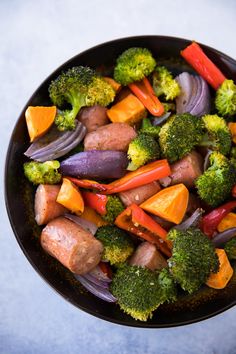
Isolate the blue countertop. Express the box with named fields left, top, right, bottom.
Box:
left=1, top=1, right=236, bottom=353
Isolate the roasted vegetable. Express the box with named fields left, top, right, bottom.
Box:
left=200, top=114, right=231, bottom=155
left=153, top=66, right=180, bottom=100
left=96, top=225, right=134, bottom=265
left=159, top=113, right=204, bottom=163
left=168, top=228, right=219, bottom=294
left=24, top=160, right=61, bottom=185
left=215, top=79, right=236, bottom=117
left=196, top=152, right=236, bottom=207
left=224, top=238, right=236, bottom=260
left=49, top=66, right=115, bottom=131
left=127, top=133, right=160, bottom=171
left=110, top=264, right=177, bottom=321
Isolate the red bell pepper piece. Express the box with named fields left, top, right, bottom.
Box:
left=201, top=201, right=236, bottom=237
left=115, top=203, right=172, bottom=257
left=105, top=159, right=171, bottom=194
left=99, top=262, right=112, bottom=279
left=65, top=160, right=171, bottom=195
left=181, top=42, right=226, bottom=90
left=65, top=177, right=108, bottom=192
left=82, top=191, right=108, bottom=216
left=232, top=185, right=236, bottom=198
left=129, top=77, right=164, bottom=116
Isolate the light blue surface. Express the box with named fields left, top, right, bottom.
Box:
left=1, top=1, right=236, bottom=353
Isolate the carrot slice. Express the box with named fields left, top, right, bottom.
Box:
left=206, top=249, right=233, bottom=289
left=103, top=77, right=121, bottom=93
left=140, top=184, right=189, bottom=224
left=25, top=106, right=56, bottom=142
left=57, top=178, right=84, bottom=214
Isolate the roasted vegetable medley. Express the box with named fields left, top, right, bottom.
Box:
left=23, top=43, right=236, bottom=321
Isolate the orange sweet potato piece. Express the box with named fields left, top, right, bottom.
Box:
left=206, top=249, right=233, bottom=289
left=57, top=178, right=84, bottom=214
left=140, top=183, right=189, bottom=224
left=25, top=106, right=56, bottom=142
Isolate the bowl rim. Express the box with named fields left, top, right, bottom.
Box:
left=4, top=34, right=236, bottom=328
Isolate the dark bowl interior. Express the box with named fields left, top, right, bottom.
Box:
left=5, top=35, right=236, bottom=328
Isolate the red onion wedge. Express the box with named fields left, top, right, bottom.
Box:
left=60, top=150, right=128, bottom=179
left=211, top=228, right=236, bottom=247
left=152, top=112, right=171, bottom=126
left=24, top=121, right=86, bottom=162
left=203, top=149, right=213, bottom=172
left=175, top=208, right=204, bottom=231
left=74, top=274, right=116, bottom=302
left=89, top=265, right=112, bottom=283
left=175, top=72, right=211, bottom=117
left=64, top=214, right=97, bottom=235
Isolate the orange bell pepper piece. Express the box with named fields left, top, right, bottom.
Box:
left=80, top=206, right=108, bottom=227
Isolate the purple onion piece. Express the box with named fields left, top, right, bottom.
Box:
left=60, top=150, right=128, bottom=179
left=203, top=149, right=213, bottom=172
left=75, top=274, right=117, bottom=302
left=176, top=72, right=194, bottom=114
left=64, top=213, right=97, bottom=235
left=211, top=228, right=236, bottom=247
left=152, top=112, right=171, bottom=126
left=175, top=208, right=204, bottom=231
left=25, top=121, right=87, bottom=162
left=89, top=265, right=112, bottom=283
left=82, top=273, right=109, bottom=289
left=175, top=72, right=211, bottom=117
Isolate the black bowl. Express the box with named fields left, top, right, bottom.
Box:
left=5, top=35, right=236, bottom=328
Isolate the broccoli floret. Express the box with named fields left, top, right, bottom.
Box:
left=140, top=118, right=161, bottom=138
left=114, top=47, right=156, bottom=85
left=168, top=228, right=219, bottom=294
left=224, top=238, right=236, bottom=260
left=96, top=225, right=134, bottom=265
left=127, top=133, right=161, bottom=171
left=215, top=79, right=236, bottom=117
left=49, top=66, right=115, bottom=131
left=24, top=160, right=61, bottom=185
left=111, top=264, right=161, bottom=321
left=230, top=147, right=236, bottom=168
left=157, top=268, right=177, bottom=304
left=162, top=102, right=176, bottom=112
left=102, top=196, right=124, bottom=224
left=199, top=114, right=231, bottom=155
left=196, top=152, right=236, bottom=207
left=159, top=113, right=204, bottom=163
left=153, top=66, right=180, bottom=100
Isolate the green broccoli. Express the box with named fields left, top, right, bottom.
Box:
left=127, top=133, right=161, bottom=171
left=153, top=66, right=180, bottom=100
left=95, top=225, right=134, bottom=265
left=24, top=160, right=61, bottom=185
left=140, top=118, right=161, bottom=138
left=162, top=102, right=176, bottom=112
left=215, top=79, right=236, bottom=117
left=196, top=151, right=236, bottom=207
left=114, top=47, right=156, bottom=85
left=159, top=113, right=204, bottom=163
left=111, top=264, right=176, bottom=321
left=157, top=268, right=177, bottom=304
left=224, top=238, right=236, bottom=260
left=168, top=228, right=219, bottom=294
left=199, top=114, right=231, bottom=155
left=49, top=66, right=115, bottom=131
left=102, top=196, right=124, bottom=224
left=230, top=146, right=236, bottom=168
